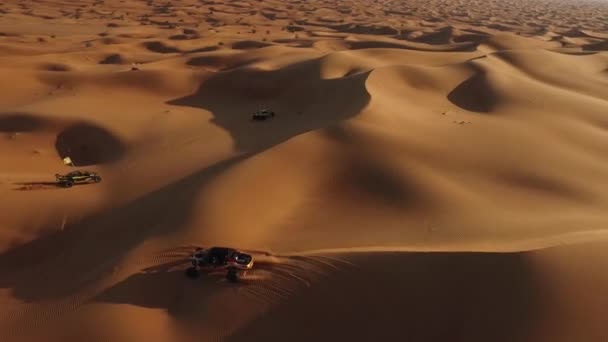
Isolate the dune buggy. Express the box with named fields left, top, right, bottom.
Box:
left=187, top=247, right=254, bottom=282
left=252, top=109, right=275, bottom=121
left=56, top=170, right=101, bottom=187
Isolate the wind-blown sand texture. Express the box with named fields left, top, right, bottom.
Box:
left=1, top=0, right=608, bottom=341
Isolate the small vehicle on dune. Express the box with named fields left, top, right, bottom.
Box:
left=187, top=247, right=254, bottom=282
left=55, top=170, right=101, bottom=187
left=251, top=109, right=275, bottom=121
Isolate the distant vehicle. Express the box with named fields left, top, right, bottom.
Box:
left=55, top=170, right=101, bottom=187
left=187, top=247, right=254, bottom=282
left=252, top=109, right=275, bottom=121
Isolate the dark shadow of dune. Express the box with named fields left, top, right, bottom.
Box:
left=347, top=40, right=478, bottom=52
left=94, top=254, right=327, bottom=328
left=182, top=29, right=198, bottom=35
left=190, top=46, right=220, bottom=53
left=272, top=39, right=314, bottom=48
left=94, top=259, right=248, bottom=321
left=0, top=155, right=250, bottom=302
left=331, top=156, right=428, bottom=211
left=99, top=53, right=125, bottom=64
left=231, top=40, right=274, bottom=50
left=260, top=11, right=277, bottom=20
left=285, top=25, right=306, bottom=33
left=169, top=34, right=200, bottom=40
left=40, top=63, right=72, bottom=72
left=167, top=58, right=372, bottom=152
left=447, top=64, right=497, bottom=113
left=582, top=40, right=608, bottom=51
left=453, top=33, right=491, bottom=44
left=305, top=22, right=398, bottom=36
left=96, top=268, right=199, bottom=309
left=117, top=33, right=155, bottom=39
left=226, top=252, right=542, bottom=342
left=55, top=122, right=126, bottom=166
left=323, top=125, right=432, bottom=211
left=101, top=37, right=123, bottom=45
left=143, top=41, right=181, bottom=53
left=0, top=113, right=47, bottom=132
left=560, top=29, right=594, bottom=38
left=143, top=40, right=219, bottom=54
left=487, top=24, right=511, bottom=31
left=186, top=55, right=263, bottom=71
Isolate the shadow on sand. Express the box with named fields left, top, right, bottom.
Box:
left=0, top=54, right=375, bottom=301
left=90, top=250, right=543, bottom=342
left=226, top=251, right=542, bottom=342
left=12, top=181, right=61, bottom=191
left=167, top=57, right=372, bottom=152
left=0, top=154, right=250, bottom=302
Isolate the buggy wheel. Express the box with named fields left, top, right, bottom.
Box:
left=93, top=176, right=101, bottom=183
left=63, top=180, right=73, bottom=188
left=226, top=268, right=239, bottom=283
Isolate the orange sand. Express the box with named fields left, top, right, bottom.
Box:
left=1, top=0, right=607, bottom=341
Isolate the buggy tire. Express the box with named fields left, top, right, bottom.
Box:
left=63, top=180, right=73, bottom=188
left=93, top=176, right=101, bottom=183
left=226, top=268, right=239, bottom=283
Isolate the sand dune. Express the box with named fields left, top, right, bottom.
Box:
left=1, top=0, right=608, bottom=341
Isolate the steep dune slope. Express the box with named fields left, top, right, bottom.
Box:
left=6, top=241, right=608, bottom=342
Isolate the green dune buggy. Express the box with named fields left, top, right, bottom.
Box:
left=55, top=170, right=101, bottom=187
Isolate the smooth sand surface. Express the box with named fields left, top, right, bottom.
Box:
left=1, top=0, right=607, bottom=341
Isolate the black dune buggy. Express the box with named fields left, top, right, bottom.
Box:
left=186, top=247, right=254, bottom=283
left=251, top=109, right=275, bottom=121
left=55, top=170, right=101, bottom=187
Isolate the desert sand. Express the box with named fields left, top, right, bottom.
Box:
left=0, top=0, right=608, bottom=341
